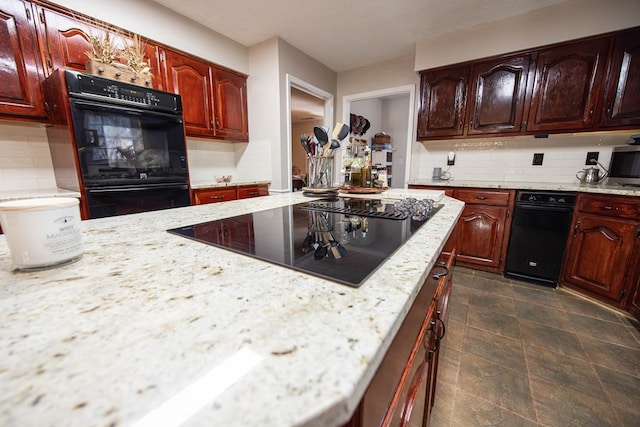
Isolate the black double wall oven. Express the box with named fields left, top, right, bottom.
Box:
left=46, top=70, right=190, bottom=219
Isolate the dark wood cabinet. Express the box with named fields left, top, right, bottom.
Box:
left=212, top=67, right=248, bottom=141
left=453, top=188, right=514, bottom=273
left=355, top=249, right=455, bottom=427
left=160, top=48, right=249, bottom=141
left=237, top=184, right=269, bottom=199
left=527, top=39, right=609, bottom=132
left=417, top=27, right=640, bottom=139
left=161, top=49, right=215, bottom=136
left=192, top=184, right=268, bottom=205
left=192, top=187, right=237, bottom=205
left=561, top=194, right=640, bottom=308
left=467, top=55, right=530, bottom=135
left=599, top=29, right=640, bottom=128
left=0, top=0, right=47, bottom=119
left=417, top=67, right=468, bottom=139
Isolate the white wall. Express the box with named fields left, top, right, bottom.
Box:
left=415, top=0, right=640, bottom=71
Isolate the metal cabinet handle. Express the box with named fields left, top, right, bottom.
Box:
left=597, top=205, right=618, bottom=211
left=573, top=222, right=580, bottom=238
left=475, top=196, right=488, bottom=200
left=431, top=261, right=449, bottom=280
left=435, top=310, right=446, bottom=340
left=210, top=195, right=224, bottom=199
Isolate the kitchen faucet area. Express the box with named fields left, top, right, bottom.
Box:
left=0, top=0, right=639, bottom=426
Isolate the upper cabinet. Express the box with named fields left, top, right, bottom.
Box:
left=0, top=0, right=47, bottom=119
left=160, top=48, right=249, bottom=141
left=212, top=67, right=248, bottom=141
left=417, top=26, right=640, bottom=140
left=161, top=49, right=215, bottom=136
left=600, top=28, right=640, bottom=128
left=467, top=55, right=530, bottom=135
left=417, top=66, right=468, bottom=139
left=527, top=39, right=608, bottom=132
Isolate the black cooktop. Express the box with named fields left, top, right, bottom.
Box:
left=168, top=198, right=441, bottom=287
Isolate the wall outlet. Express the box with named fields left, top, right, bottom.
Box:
left=586, top=152, right=599, bottom=165
left=532, top=153, right=544, bottom=166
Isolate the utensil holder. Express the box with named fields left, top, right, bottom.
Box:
left=307, top=156, right=334, bottom=189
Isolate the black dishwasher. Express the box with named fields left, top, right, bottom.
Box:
left=504, top=191, right=575, bottom=287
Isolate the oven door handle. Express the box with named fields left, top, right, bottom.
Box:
left=86, top=184, right=189, bottom=193
left=71, top=99, right=184, bottom=123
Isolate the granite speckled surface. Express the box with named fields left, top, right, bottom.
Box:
left=0, top=189, right=461, bottom=427
left=0, top=188, right=81, bottom=202
left=409, top=179, right=640, bottom=196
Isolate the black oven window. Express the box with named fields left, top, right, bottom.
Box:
left=72, top=106, right=188, bottom=186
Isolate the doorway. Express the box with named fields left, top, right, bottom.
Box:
left=286, top=75, right=333, bottom=192
left=342, top=85, right=416, bottom=188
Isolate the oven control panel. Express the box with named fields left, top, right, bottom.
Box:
left=65, top=70, right=182, bottom=114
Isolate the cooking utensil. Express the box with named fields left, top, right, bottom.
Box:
left=314, top=126, right=329, bottom=151
left=300, top=134, right=311, bottom=156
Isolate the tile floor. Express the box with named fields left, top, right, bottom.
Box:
left=430, top=267, right=640, bottom=427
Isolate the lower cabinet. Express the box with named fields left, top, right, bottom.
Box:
left=192, top=184, right=269, bottom=205
left=561, top=193, right=640, bottom=308
left=450, top=188, right=514, bottom=273
left=345, top=248, right=456, bottom=427
left=192, top=187, right=237, bottom=205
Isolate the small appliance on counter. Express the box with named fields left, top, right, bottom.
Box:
left=607, top=144, right=640, bottom=186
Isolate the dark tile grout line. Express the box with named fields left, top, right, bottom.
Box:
left=432, top=267, right=640, bottom=427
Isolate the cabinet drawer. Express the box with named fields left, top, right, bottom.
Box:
left=237, top=185, right=269, bottom=199
left=577, top=194, right=640, bottom=220
left=454, top=188, right=512, bottom=206
left=193, top=188, right=237, bottom=204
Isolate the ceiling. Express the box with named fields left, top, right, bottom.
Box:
left=149, top=0, right=569, bottom=73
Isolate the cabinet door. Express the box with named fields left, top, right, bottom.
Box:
left=237, top=184, right=268, bottom=199
left=562, top=214, right=638, bottom=305
left=600, top=29, right=640, bottom=128
left=456, top=205, right=508, bottom=269
left=37, top=6, right=95, bottom=73
left=0, top=0, right=47, bottom=119
left=192, top=188, right=237, bottom=205
left=527, top=39, right=608, bottom=132
left=162, top=49, right=214, bottom=136
left=417, top=67, right=468, bottom=139
left=467, top=56, right=530, bottom=135
left=212, top=67, right=249, bottom=141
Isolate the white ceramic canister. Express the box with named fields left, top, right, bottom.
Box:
left=0, top=197, right=84, bottom=269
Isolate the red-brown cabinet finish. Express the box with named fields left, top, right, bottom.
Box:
left=417, top=67, right=469, bottom=139
left=213, top=67, right=249, bottom=141
left=527, top=39, right=609, bottom=132
left=161, top=49, right=214, bottom=136
left=600, top=29, right=640, bottom=128
left=561, top=193, right=640, bottom=308
left=0, top=0, right=47, bottom=119
left=466, top=56, right=530, bottom=135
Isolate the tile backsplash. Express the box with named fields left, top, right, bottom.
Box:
left=412, top=131, right=639, bottom=184
left=0, top=121, right=270, bottom=191
left=0, top=122, right=57, bottom=191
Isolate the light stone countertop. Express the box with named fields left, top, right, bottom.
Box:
left=409, top=179, right=640, bottom=197
left=0, top=188, right=81, bottom=202
left=0, top=189, right=461, bottom=427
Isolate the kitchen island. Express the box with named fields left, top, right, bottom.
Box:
left=0, top=189, right=463, bottom=427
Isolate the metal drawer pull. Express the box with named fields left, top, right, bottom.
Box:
left=431, top=261, right=449, bottom=280
left=597, top=205, right=618, bottom=211
left=475, top=196, right=488, bottom=200
left=211, top=195, right=224, bottom=199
